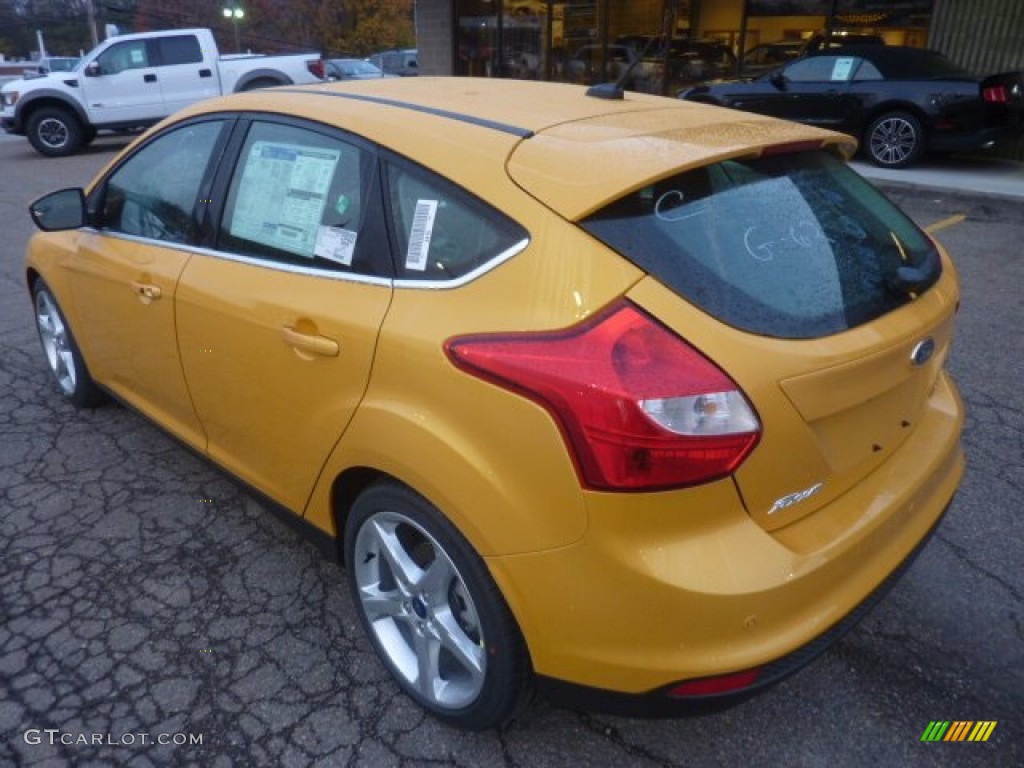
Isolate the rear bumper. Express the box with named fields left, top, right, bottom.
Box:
left=489, top=371, right=964, bottom=701
left=929, top=124, right=1024, bottom=153
left=536, top=495, right=952, bottom=716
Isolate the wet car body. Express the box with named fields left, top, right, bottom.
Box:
left=25, top=78, right=964, bottom=728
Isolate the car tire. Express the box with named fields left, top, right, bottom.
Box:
left=26, top=107, right=84, bottom=158
left=865, top=111, right=924, bottom=169
left=32, top=280, right=105, bottom=408
left=345, top=481, right=531, bottom=730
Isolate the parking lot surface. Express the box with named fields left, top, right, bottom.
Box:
left=1, top=132, right=1021, bottom=766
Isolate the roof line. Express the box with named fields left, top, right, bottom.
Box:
left=275, top=88, right=534, bottom=138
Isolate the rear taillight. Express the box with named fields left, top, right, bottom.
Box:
left=307, top=58, right=326, bottom=80
left=982, top=85, right=1008, bottom=103
left=446, top=301, right=761, bottom=491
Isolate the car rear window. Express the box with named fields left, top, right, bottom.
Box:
left=581, top=150, right=940, bottom=339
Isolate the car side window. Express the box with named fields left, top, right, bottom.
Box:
left=853, top=60, right=883, bottom=81
left=218, top=121, right=378, bottom=274
left=159, top=35, right=203, bottom=66
left=95, top=40, right=150, bottom=75
left=385, top=162, right=528, bottom=282
left=785, top=56, right=854, bottom=83
left=101, top=120, right=225, bottom=243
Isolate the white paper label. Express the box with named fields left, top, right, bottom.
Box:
left=405, top=199, right=438, bottom=271
left=314, top=226, right=358, bottom=266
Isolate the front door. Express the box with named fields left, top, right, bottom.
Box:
left=81, top=38, right=164, bottom=124
left=68, top=119, right=229, bottom=448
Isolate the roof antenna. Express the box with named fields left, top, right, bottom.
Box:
left=586, top=6, right=673, bottom=100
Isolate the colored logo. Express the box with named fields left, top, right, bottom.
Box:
left=921, top=721, right=997, bottom=742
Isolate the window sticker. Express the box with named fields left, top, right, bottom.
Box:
left=229, top=141, right=341, bottom=258
left=130, top=48, right=144, bottom=64
left=831, top=57, right=855, bottom=81
left=314, top=225, right=358, bottom=266
left=405, top=199, right=438, bottom=271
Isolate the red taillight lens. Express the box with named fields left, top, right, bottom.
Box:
left=668, top=668, right=762, bottom=697
left=446, top=301, right=761, bottom=491
left=307, top=58, right=326, bottom=80
left=983, top=85, right=1008, bottom=103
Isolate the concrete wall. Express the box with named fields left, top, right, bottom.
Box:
left=929, top=0, right=1024, bottom=160
left=417, top=0, right=454, bottom=76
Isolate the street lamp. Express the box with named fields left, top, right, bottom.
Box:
left=223, top=6, right=245, bottom=53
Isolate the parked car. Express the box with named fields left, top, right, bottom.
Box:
left=0, top=28, right=325, bottom=157
left=566, top=44, right=652, bottom=88
left=739, top=41, right=804, bottom=77
left=604, top=37, right=737, bottom=92
left=680, top=45, right=1024, bottom=167
left=26, top=78, right=964, bottom=729
left=327, top=58, right=392, bottom=80
left=29, top=56, right=81, bottom=76
left=369, top=48, right=418, bottom=76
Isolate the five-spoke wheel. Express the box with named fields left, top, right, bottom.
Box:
left=32, top=280, right=104, bottom=407
left=346, top=483, right=530, bottom=729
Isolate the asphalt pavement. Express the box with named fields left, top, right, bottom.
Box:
left=0, top=131, right=1021, bottom=767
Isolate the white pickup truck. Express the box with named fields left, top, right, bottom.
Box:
left=1, top=28, right=325, bottom=157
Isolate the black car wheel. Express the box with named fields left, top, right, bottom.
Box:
left=345, top=482, right=531, bottom=730
left=26, top=107, right=85, bottom=158
left=32, top=280, right=105, bottom=407
left=866, top=111, right=924, bottom=169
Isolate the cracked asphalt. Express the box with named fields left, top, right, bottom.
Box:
left=1, top=133, right=1021, bottom=767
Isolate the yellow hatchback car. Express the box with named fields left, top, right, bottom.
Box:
left=26, top=78, right=964, bottom=729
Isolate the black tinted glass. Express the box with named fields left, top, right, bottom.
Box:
left=582, top=150, right=940, bottom=339
left=160, top=36, right=203, bottom=66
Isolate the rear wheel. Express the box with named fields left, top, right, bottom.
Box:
left=32, top=280, right=105, bottom=407
left=865, top=111, right=924, bottom=168
left=240, top=78, right=281, bottom=92
left=26, top=107, right=84, bottom=157
left=345, top=482, right=531, bottom=730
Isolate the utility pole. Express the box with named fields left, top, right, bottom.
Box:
left=86, top=0, right=99, bottom=47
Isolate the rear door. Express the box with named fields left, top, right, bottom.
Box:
left=176, top=117, right=394, bottom=512
left=155, top=34, right=220, bottom=114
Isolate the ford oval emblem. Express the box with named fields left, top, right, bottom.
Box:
left=911, top=338, right=935, bottom=367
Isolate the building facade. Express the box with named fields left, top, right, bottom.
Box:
left=416, top=0, right=1024, bottom=159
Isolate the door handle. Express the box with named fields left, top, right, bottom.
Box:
left=130, top=281, right=162, bottom=303
left=282, top=326, right=339, bottom=358
left=199, top=69, right=212, bottom=78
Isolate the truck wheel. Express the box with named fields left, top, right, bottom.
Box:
left=26, top=107, right=84, bottom=157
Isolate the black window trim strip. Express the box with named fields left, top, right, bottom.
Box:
left=275, top=88, right=535, bottom=139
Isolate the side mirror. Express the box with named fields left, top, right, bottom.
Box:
left=85, top=61, right=101, bottom=77
left=29, top=188, right=87, bottom=231
left=770, top=70, right=787, bottom=89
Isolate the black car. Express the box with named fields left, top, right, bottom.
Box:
left=681, top=46, right=1024, bottom=168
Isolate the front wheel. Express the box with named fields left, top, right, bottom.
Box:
left=865, top=111, right=924, bottom=168
left=345, top=482, right=531, bottom=730
left=26, top=107, right=84, bottom=157
left=32, top=280, right=105, bottom=407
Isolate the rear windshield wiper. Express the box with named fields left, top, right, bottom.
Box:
left=887, top=248, right=940, bottom=295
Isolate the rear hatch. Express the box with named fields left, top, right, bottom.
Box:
left=580, top=149, right=955, bottom=531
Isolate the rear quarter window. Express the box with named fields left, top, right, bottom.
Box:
left=385, top=161, right=528, bottom=282
left=581, top=150, right=939, bottom=339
